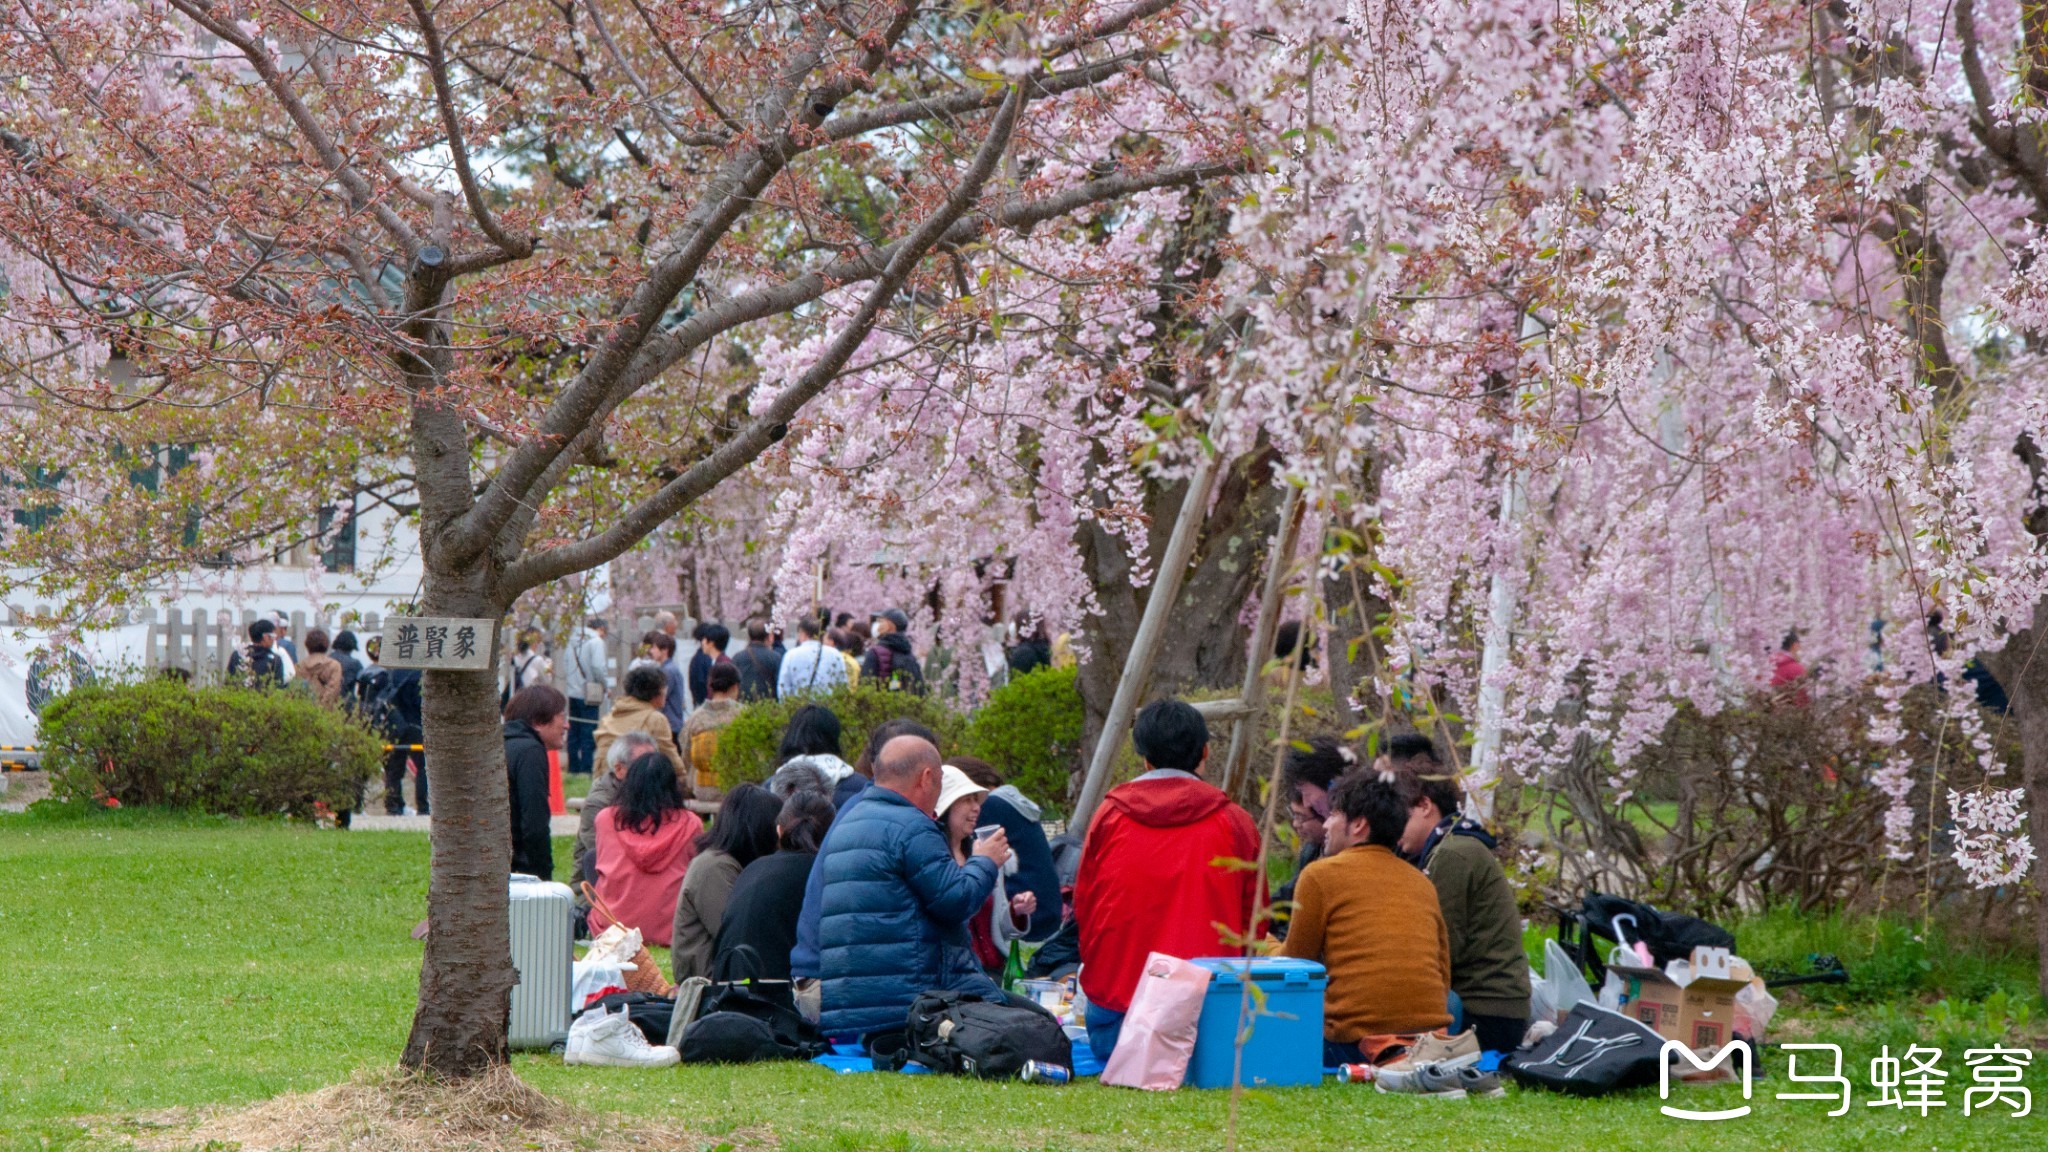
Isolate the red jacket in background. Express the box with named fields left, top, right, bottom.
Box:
left=1074, top=773, right=1261, bottom=1013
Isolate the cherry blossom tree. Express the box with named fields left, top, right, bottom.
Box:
left=0, top=0, right=1250, bottom=1074
left=700, top=0, right=2046, bottom=985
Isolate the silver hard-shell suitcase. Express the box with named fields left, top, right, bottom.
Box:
left=508, top=873, right=574, bottom=1050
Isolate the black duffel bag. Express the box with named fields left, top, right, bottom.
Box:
left=1505, top=1002, right=1668, bottom=1096
left=888, top=989, right=1070, bottom=1079
left=678, top=948, right=828, bottom=1064
left=575, top=991, right=673, bottom=1046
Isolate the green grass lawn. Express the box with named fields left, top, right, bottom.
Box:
left=2, top=806, right=2042, bottom=1151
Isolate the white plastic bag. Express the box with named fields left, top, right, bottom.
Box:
left=1596, top=969, right=1628, bottom=1011
left=571, top=959, right=630, bottom=1010
left=1733, top=979, right=1779, bottom=1040
left=1541, top=939, right=1595, bottom=1017
left=1526, top=965, right=1554, bottom=1024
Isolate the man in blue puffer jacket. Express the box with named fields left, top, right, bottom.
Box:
left=797, top=733, right=1014, bottom=1038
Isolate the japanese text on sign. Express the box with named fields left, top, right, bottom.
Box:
left=378, top=617, right=496, bottom=671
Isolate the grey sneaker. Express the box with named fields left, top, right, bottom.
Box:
left=1375, top=1062, right=1468, bottom=1098
left=1458, top=1066, right=1507, bottom=1098
left=1381, top=1029, right=1483, bottom=1074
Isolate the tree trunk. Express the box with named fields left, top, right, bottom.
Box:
left=399, top=571, right=521, bottom=1076
left=1979, top=605, right=2048, bottom=1003
left=1075, top=447, right=1283, bottom=772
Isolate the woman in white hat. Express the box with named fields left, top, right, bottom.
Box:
left=935, top=764, right=1038, bottom=976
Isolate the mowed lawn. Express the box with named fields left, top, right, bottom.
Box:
left=1, top=807, right=2042, bottom=1152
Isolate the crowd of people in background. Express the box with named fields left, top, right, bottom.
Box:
left=485, top=649, right=1535, bottom=1067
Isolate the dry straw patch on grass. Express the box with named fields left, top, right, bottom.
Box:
left=125, top=1067, right=756, bottom=1152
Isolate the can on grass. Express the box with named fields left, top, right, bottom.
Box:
left=1336, top=1063, right=1377, bottom=1083
left=1019, top=1060, right=1072, bottom=1084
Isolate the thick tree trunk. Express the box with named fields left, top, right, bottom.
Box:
left=1979, top=607, right=2048, bottom=1003
left=399, top=571, right=520, bottom=1076
left=1075, top=447, right=1283, bottom=772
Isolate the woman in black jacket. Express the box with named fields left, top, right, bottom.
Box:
left=712, top=791, right=834, bottom=986
left=502, top=685, right=569, bottom=879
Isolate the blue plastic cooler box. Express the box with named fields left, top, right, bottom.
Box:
left=1184, top=957, right=1327, bottom=1088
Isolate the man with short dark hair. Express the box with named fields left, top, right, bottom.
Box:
left=1389, top=737, right=1531, bottom=1054
left=778, top=617, right=849, bottom=697
left=1072, top=699, right=1260, bottom=1060
left=689, top=622, right=732, bottom=705
left=376, top=664, right=427, bottom=815
left=1283, top=769, right=1452, bottom=1062
left=861, top=608, right=925, bottom=693
left=331, top=630, right=364, bottom=703
left=730, top=620, right=783, bottom=701
left=1274, top=737, right=1351, bottom=938
left=645, top=630, right=689, bottom=735
left=802, top=734, right=1014, bottom=1037
left=226, top=619, right=287, bottom=688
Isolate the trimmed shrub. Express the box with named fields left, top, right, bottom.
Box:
left=963, top=666, right=1083, bottom=816
left=709, top=684, right=967, bottom=790
left=40, top=677, right=382, bottom=818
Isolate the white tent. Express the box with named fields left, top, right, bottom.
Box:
left=0, top=634, right=45, bottom=754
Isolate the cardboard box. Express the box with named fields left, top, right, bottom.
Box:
left=1606, top=947, right=1753, bottom=1049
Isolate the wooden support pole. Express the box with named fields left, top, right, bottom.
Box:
left=1070, top=421, right=1231, bottom=837
left=1219, top=483, right=1306, bottom=798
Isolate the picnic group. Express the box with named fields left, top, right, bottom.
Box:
left=482, top=609, right=1532, bottom=1098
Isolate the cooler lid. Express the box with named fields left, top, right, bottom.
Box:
left=1190, top=956, right=1328, bottom=987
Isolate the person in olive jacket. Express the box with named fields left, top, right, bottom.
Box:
left=503, top=685, right=570, bottom=880
left=1387, top=734, right=1532, bottom=1054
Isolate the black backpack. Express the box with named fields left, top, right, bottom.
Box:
left=1504, top=1002, right=1668, bottom=1096
left=890, top=990, right=1071, bottom=1079
left=575, top=991, right=673, bottom=1046
left=677, top=948, right=827, bottom=1064
left=1566, top=893, right=1737, bottom=986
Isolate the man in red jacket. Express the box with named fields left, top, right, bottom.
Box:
left=1074, top=698, right=1261, bottom=1061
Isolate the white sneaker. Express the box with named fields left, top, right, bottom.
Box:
left=565, top=1006, right=680, bottom=1068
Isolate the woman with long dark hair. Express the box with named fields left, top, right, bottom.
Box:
left=713, top=792, right=836, bottom=1003
left=669, top=782, right=783, bottom=980
left=772, top=703, right=854, bottom=794
left=589, top=753, right=704, bottom=945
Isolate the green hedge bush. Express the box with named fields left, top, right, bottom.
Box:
left=709, top=684, right=969, bottom=790
left=963, top=666, right=1083, bottom=816
left=40, top=677, right=383, bottom=818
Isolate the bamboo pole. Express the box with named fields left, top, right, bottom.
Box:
left=1218, top=483, right=1306, bottom=798
left=1069, top=415, right=1232, bottom=837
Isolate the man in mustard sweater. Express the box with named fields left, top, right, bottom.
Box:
left=1282, top=770, right=1452, bottom=1064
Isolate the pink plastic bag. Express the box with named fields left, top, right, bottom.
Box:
left=1101, top=952, right=1214, bottom=1090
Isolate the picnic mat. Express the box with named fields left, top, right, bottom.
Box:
left=812, top=1040, right=1107, bottom=1078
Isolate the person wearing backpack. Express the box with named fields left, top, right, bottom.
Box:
left=225, top=619, right=288, bottom=689
left=860, top=609, right=925, bottom=693
left=376, top=666, right=427, bottom=816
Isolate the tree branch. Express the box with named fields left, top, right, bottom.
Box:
left=162, top=0, right=421, bottom=255
left=407, top=0, right=531, bottom=256
left=499, top=82, right=1034, bottom=595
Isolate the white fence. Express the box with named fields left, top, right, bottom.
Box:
left=5, top=604, right=688, bottom=690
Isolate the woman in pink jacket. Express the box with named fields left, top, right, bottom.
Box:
left=590, top=752, right=704, bottom=945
